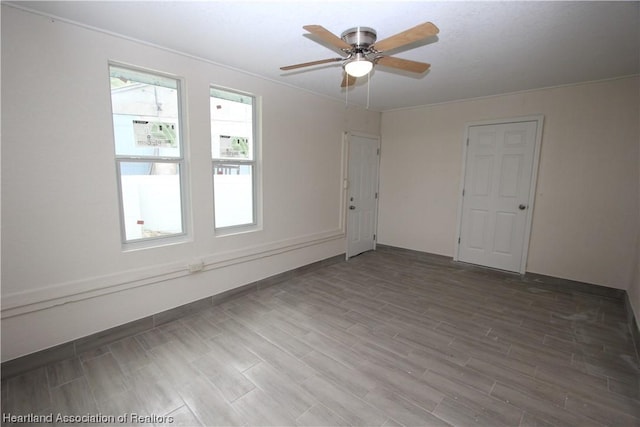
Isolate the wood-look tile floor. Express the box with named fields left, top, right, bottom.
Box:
left=2, top=248, right=639, bottom=426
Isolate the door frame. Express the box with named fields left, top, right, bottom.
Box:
left=453, top=115, right=544, bottom=274
left=343, top=131, right=381, bottom=260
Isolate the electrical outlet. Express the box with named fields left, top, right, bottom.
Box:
left=188, top=260, right=204, bottom=273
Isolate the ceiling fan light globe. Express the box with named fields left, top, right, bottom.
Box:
left=345, top=60, right=373, bottom=77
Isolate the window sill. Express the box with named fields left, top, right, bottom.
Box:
left=214, top=224, right=261, bottom=238
left=122, top=234, right=191, bottom=252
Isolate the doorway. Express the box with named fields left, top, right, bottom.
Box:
left=455, top=116, right=543, bottom=273
left=346, top=133, right=380, bottom=259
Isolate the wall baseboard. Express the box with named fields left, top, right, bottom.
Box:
left=1, top=229, right=344, bottom=319
left=377, top=244, right=638, bottom=357
left=5, top=245, right=638, bottom=381
left=624, top=292, right=640, bottom=364
left=521, top=272, right=626, bottom=300
left=377, top=244, right=626, bottom=299
left=1, top=253, right=344, bottom=380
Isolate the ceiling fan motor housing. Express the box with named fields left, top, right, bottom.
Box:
left=341, top=27, right=377, bottom=49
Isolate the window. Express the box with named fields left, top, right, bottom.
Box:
left=210, top=87, right=257, bottom=230
left=109, top=65, right=186, bottom=243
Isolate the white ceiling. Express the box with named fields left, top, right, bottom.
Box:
left=7, top=1, right=640, bottom=111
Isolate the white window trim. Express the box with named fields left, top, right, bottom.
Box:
left=210, top=86, right=261, bottom=235
left=109, top=62, right=189, bottom=248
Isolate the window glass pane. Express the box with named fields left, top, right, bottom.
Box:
left=210, top=92, right=253, bottom=160
left=110, top=66, right=180, bottom=158
left=210, top=86, right=257, bottom=231
left=213, top=163, right=254, bottom=228
left=119, top=161, right=184, bottom=241
left=111, top=66, right=177, bottom=89
left=210, top=87, right=252, bottom=104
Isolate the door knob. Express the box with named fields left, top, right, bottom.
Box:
left=349, top=206, right=356, bottom=210
left=519, top=204, right=527, bottom=210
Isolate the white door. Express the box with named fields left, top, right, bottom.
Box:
left=347, top=134, right=380, bottom=259
left=457, top=119, right=541, bottom=273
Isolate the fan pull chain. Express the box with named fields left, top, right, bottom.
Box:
left=345, top=77, right=349, bottom=107
left=367, top=72, right=370, bottom=109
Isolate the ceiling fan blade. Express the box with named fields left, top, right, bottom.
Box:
left=280, top=57, right=343, bottom=71
left=303, top=25, right=352, bottom=51
left=341, top=73, right=356, bottom=87
left=376, top=56, right=431, bottom=73
left=372, top=22, right=439, bottom=52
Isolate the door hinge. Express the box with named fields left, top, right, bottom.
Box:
left=373, top=234, right=377, bottom=241
left=466, top=138, right=469, bottom=146
left=375, top=192, right=378, bottom=199
left=458, top=237, right=461, bottom=244
left=377, top=148, right=380, bottom=155
left=462, top=188, right=465, bottom=196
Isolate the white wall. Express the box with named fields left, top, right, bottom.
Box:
left=0, top=6, right=380, bottom=361
left=379, top=76, right=640, bottom=291
left=630, top=232, right=640, bottom=333
left=628, top=113, right=640, bottom=331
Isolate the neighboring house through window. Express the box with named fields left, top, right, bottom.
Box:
left=210, top=87, right=258, bottom=231
left=109, top=65, right=186, bottom=244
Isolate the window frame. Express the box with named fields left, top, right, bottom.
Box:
left=109, top=63, right=188, bottom=246
left=210, top=85, right=259, bottom=233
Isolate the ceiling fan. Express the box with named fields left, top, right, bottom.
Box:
left=280, top=22, right=439, bottom=87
